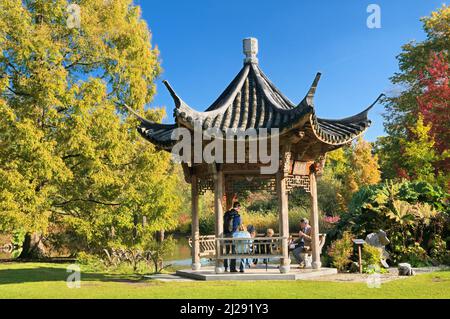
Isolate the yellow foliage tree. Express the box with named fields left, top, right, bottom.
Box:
left=322, top=137, right=381, bottom=212
left=0, top=0, right=180, bottom=257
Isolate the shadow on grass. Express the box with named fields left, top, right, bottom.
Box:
left=0, top=266, right=145, bottom=285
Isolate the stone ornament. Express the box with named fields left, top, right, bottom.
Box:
left=365, top=229, right=390, bottom=268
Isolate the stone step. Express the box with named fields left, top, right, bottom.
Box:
left=144, top=273, right=196, bottom=282
left=176, top=267, right=337, bottom=281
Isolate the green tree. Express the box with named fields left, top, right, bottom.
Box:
left=327, top=231, right=354, bottom=272
left=400, top=115, right=446, bottom=184
left=0, top=0, right=179, bottom=257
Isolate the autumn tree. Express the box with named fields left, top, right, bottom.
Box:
left=378, top=5, right=449, bottom=182
left=319, top=137, right=381, bottom=213
left=417, top=52, right=450, bottom=172
left=341, top=138, right=381, bottom=209
left=0, top=0, right=180, bottom=257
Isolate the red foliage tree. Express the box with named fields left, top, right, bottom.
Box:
left=417, top=52, right=450, bottom=172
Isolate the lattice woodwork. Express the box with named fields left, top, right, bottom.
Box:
left=197, top=174, right=311, bottom=195
left=286, top=175, right=310, bottom=193
left=225, top=177, right=277, bottom=195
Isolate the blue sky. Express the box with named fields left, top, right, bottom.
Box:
left=136, top=0, right=446, bottom=141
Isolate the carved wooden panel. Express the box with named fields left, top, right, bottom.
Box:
left=286, top=175, right=310, bottom=193
left=225, top=176, right=277, bottom=195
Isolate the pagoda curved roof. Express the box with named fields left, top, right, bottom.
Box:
left=164, top=63, right=317, bottom=132
left=133, top=39, right=383, bottom=154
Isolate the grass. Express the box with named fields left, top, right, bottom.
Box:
left=0, top=262, right=449, bottom=299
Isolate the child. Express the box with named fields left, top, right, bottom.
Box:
left=232, top=224, right=252, bottom=273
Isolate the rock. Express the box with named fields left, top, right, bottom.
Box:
left=398, top=263, right=415, bottom=276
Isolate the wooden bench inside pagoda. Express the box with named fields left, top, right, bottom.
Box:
left=188, top=233, right=327, bottom=265
left=188, top=235, right=216, bottom=258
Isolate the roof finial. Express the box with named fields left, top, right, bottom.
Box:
left=243, top=37, right=258, bottom=64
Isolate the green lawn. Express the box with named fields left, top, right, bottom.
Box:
left=0, top=262, right=449, bottom=299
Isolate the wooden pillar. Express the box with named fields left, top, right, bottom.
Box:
left=358, top=244, right=363, bottom=274
left=191, top=174, right=201, bottom=270
left=214, top=164, right=225, bottom=273
left=309, top=170, right=322, bottom=269
left=277, top=170, right=290, bottom=273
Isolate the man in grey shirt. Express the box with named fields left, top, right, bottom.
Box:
left=291, top=218, right=312, bottom=266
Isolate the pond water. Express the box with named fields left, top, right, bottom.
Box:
left=165, top=235, right=213, bottom=267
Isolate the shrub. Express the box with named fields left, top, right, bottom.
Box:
left=176, top=213, right=191, bottom=234
left=144, top=236, right=177, bottom=273
left=441, top=251, right=450, bottom=266
left=196, top=210, right=279, bottom=235
left=11, top=231, right=25, bottom=258
left=101, top=236, right=177, bottom=274
left=317, top=177, right=342, bottom=216
left=199, top=214, right=215, bottom=234
left=242, top=207, right=310, bottom=234
left=288, top=208, right=310, bottom=232
left=76, top=251, right=106, bottom=272
left=240, top=211, right=278, bottom=232
left=399, top=242, right=430, bottom=267
left=429, top=235, right=448, bottom=265
left=362, top=244, right=382, bottom=269
left=246, top=195, right=278, bottom=213
left=321, top=215, right=341, bottom=233
left=363, top=264, right=389, bottom=274
left=327, top=231, right=354, bottom=272
left=399, top=181, right=448, bottom=211
left=329, top=180, right=449, bottom=266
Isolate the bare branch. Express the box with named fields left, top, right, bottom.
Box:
left=54, top=198, right=121, bottom=207
left=62, top=153, right=82, bottom=160
left=6, top=86, right=32, bottom=97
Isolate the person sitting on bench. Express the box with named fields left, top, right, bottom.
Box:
left=246, top=225, right=257, bottom=268
left=232, top=224, right=252, bottom=273
left=291, top=218, right=312, bottom=267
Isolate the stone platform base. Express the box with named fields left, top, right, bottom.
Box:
left=176, top=266, right=337, bottom=281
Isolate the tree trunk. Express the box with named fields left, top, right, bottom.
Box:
left=18, top=233, right=47, bottom=259
left=156, top=230, right=165, bottom=243
left=155, top=230, right=165, bottom=271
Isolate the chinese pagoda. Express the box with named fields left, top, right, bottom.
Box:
left=133, top=38, right=382, bottom=274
